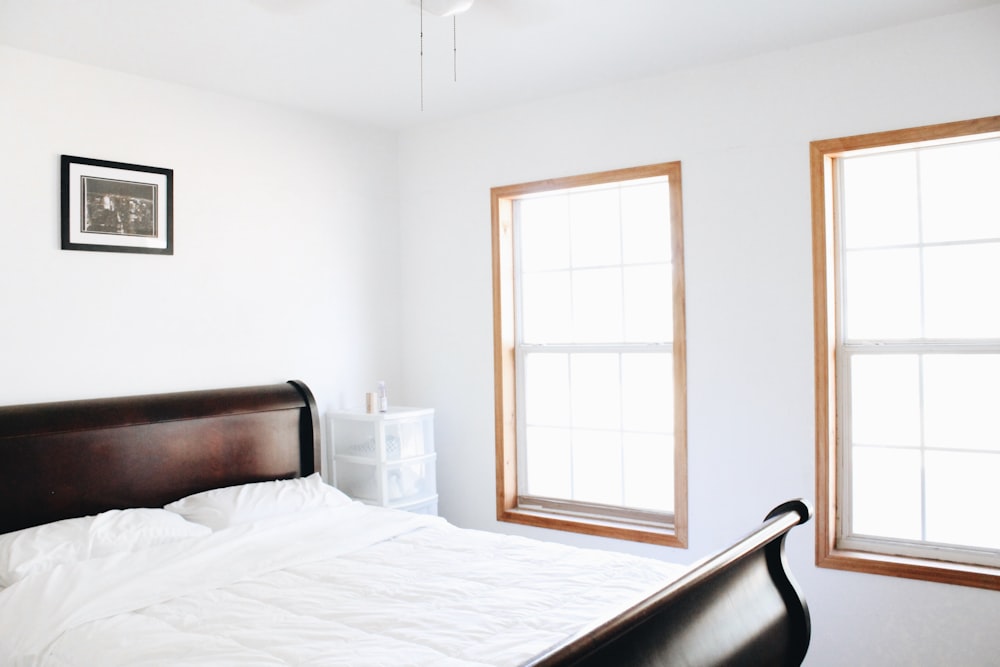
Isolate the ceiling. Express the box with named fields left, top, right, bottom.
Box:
left=1, top=0, right=997, bottom=129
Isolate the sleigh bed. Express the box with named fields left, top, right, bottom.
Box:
left=0, top=380, right=811, bottom=666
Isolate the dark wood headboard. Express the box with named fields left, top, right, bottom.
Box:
left=0, top=380, right=320, bottom=535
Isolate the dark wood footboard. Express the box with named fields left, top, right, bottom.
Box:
left=525, top=499, right=812, bottom=667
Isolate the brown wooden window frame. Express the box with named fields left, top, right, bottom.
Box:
left=491, top=162, right=688, bottom=547
left=811, top=115, right=1000, bottom=590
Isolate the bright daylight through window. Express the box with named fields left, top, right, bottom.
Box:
left=492, top=163, right=687, bottom=546
left=812, top=115, right=1000, bottom=589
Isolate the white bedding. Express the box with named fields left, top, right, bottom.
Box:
left=0, top=503, right=683, bottom=667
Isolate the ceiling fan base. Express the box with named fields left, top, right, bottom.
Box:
left=414, top=0, right=475, bottom=18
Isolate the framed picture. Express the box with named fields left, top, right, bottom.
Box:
left=61, top=155, right=173, bottom=255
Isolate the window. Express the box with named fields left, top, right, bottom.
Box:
left=492, top=163, right=687, bottom=546
left=812, top=115, right=1000, bottom=589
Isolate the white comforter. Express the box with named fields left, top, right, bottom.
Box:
left=0, top=503, right=682, bottom=666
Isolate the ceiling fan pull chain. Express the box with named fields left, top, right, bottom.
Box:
left=417, top=0, right=471, bottom=109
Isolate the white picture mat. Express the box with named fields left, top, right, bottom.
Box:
left=67, top=162, right=169, bottom=249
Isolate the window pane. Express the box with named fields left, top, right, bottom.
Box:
left=921, top=139, right=1000, bottom=244
left=621, top=353, right=673, bottom=434
left=925, top=450, right=1000, bottom=550
left=850, top=354, right=921, bottom=447
left=524, top=353, right=570, bottom=428
left=923, top=242, right=1000, bottom=338
left=570, top=354, right=621, bottom=430
left=524, top=426, right=572, bottom=498
left=521, top=271, right=571, bottom=343
left=851, top=446, right=922, bottom=540
left=518, top=197, right=570, bottom=271
left=569, top=189, right=621, bottom=268
left=923, top=354, right=1000, bottom=451
left=621, top=181, right=670, bottom=265
left=843, top=248, right=921, bottom=339
left=623, top=432, right=673, bottom=512
left=572, top=268, right=623, bottom=343
left=571, top=428, right=622, bottom=505
left=842, top=152, right=919, bottom=249
left=623, top=264, right=672, bottom=343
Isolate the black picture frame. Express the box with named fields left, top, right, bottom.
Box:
left=61, top=155, right=173, bottom=255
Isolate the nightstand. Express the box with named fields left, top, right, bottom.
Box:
left=329, top=407, right=437, bottom=515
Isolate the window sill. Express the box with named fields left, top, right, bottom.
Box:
left=818, top=545, right=1000, bottom=591
left=499, top=506, right=687, bottom=548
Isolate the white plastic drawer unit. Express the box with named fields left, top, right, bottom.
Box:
left=399, top=496, right=439, bottom=516
left=334, top=455, right=437, bottom=507
left=330, top=407, right=437, bottom=513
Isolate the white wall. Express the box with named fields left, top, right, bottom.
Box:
left=0, top=46, right=402, bottom=422
left=397, top=6, right=1000, bottom=666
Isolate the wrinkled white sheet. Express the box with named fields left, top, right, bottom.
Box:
left=0, top=503, right=682, bottom=666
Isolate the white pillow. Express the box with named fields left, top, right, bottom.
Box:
left=163, top=473, right=351, bottom=530
left=0, top=508, right=211, bottom=586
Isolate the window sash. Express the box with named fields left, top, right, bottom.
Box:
left=513, top=344, right=676, bottom=518
left=836, top=346, right=1000, bottom=568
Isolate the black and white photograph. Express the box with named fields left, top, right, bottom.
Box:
left=60, top=155, right=173, bottom=255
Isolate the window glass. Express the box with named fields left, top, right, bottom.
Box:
left=623, top=432, right=673, bottom=512
left=569, top=353, right=621, bottom=431
left=621, top=353, right=673, bottom=434
left=922, top=354, right=1000, bottom=451
left=920, top=140, right=1000, bottom=244
left=571, top=268, right=624, bottom=343
left=623, top=265, right=672, bottom=342
left=572, top=428, right=623, bottom=505
left=924, top=451, right=1000, bottom=549
left=850, top=446, right=922, bottom=540
left=621, top=182, right=671, bottom=264
left=524, top=426, right=572, bottom=499
left=849, top=354, right=920, bottom=448
left=570, top=189, right=621, bottom=267
left=923, top=243, right=1000, bottom=338
left=524, top=353, right=570, bottom=426
left=521, top=272, right=572, bottom=343
left=843, top=248, right=921, bottom=340
left=519, top=197, right=570, bottom=271
left=842, top=152, right=919, bottom=249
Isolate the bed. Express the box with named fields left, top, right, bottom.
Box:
left=0, top=380, right=811, bottom=666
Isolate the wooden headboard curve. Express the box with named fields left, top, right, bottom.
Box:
left=0, top=380, right=320, bottom=534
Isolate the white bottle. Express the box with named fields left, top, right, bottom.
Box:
left=376, top=381, right=388, bottom=412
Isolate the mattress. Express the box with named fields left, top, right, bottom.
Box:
left=0, top=502, right=683, bottom=666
